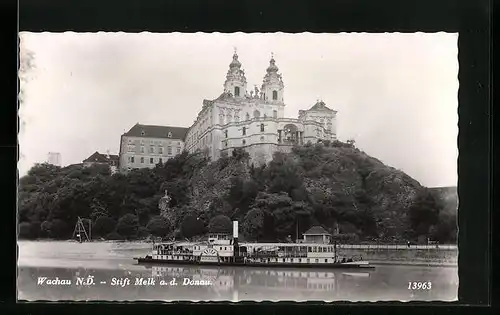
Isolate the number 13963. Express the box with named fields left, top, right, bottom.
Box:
left=408, top=281, right=432, bottom=290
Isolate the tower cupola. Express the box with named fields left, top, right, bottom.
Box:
left=223, top=48, right=247, bottom=98
left=261, top=53, right=284, bottom=104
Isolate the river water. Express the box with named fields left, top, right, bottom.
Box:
left=17, top=241, right=458, bottom=302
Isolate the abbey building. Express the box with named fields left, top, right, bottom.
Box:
left=118, top=52, right=338, bottom=171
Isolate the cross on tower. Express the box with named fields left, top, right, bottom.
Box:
left=271, top=52, right=274, bottom=58
left=233, top=46, right=237, bottom=54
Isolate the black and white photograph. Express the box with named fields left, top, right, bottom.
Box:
left=18, top=32, right=459, bottom=302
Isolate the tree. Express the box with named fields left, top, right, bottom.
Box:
left=38, top=219, right=69, bottom=239
left=180, top=215, right=205, bottom=239
left=408, top=189, right=441, bottom=238
left=24, top=163, right=59, bottom=184
left=18, top=222, right=37, bottom=239
left=39, top=221, right=52, bottom=238
left=225, top=177, right=259, bottom=215
left=116, top=214, right=139, bottom=238
left=161, top=179, right=190, bottom=208
left=147, top=216, right=170, bottom=237
left=89, top=198, right=109, bottom=222
left=265, top=152, right=304, bottom=197
left=242, top=208, right=265, bottom=241
left=92, top=216, right=117, bottom=237
left=231, top=147, right=250, bottom=161
left=51, top=219, right=69, bottom=238
left=207, top=196, right=233, bottom=218
left=248, top=192, right=306, bottom=240
left=208, top=215, right=232, bottom=233
left=430, top=212, right=457, bottom=243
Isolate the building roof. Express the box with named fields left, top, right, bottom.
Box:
left=83, top=151, right=119, bottom=163
left=308, top=100, right=335, bottom=112
left=123, top=123, right=189, bottom=140
left=303, top=225, right=331, bottom=236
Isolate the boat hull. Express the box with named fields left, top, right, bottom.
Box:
left=134, top=257, right=374, bottom=269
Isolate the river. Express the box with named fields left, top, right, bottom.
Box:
left=17, top=241, right=458, bottom=302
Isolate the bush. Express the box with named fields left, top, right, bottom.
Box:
left=92, top=216, right=117, bottom=237
left=39, top=220, right=52, bottom=238
left=39, top=219, right=69, bottom=239
left=116, top=214, right=139, bottom=238
left=147, top=215, right=171, bottom=237
left=137, top=226, right=150, bottom=238
left=106, top=231, right=125, bottom=240
left=18, top=222, right=37, bottom=239
left=232, top=148, right=249, bottom=161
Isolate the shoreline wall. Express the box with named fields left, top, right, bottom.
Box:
left=338, top=247, right=458, bottom=266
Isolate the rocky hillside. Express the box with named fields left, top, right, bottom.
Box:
left=171, top=141, right=451, bottom=242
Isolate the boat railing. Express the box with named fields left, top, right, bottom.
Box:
left=251, top=252, right=308, bottom=258
left=157, top=251, right=194, bottom=256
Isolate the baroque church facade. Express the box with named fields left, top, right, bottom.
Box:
left=118, top=52, right=338, bottom=171
left=184, top=51, right=338, bottom=164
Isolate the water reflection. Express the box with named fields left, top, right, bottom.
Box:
left=149, top=265, right=363, bottom=292
left=17, top=264, right=457, bottom=302
left=17, top=241, right=457, bottom=302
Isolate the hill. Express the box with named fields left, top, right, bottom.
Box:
left=17, top=141, right=457, bottom=243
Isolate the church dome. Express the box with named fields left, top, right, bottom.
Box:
left=266, top=57, right=279, bottom=73
left=230, top=53, right=241, bottom=68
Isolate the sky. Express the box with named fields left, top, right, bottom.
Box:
left=18, top=32, right=458, bottom=187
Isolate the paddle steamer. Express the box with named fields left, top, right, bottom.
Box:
left=134, top=221, right=373, bottom=269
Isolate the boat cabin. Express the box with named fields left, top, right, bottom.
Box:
left=207, top=232, right=232, bottom=245
left=302, top=226, right=331, bottom=244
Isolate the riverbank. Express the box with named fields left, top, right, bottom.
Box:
left=18, top=240, right=458, bottom=267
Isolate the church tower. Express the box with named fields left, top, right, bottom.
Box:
left=261, top=53, right=284, bottom=104
left=223, top=49, right=247, bottom=98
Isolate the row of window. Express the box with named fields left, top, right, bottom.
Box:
left=234, top=87, right=279, bottom=100
left=128, top=139, right=181, bottom=146
left=309, top=246, right=334, bottom=253
left=222, top=136, right=266, bottom=148
left=255, top=246, right=334, bottom=253
left=127, top=156, right=166, bottom=164
left=222, top=125, right=327, bottom=141
left=189, top=125, right=209, bottom=145
left=140, top=130, right=173, bottom=138
left=219, top=110, right=279, bottom=125
left=128, top=145, right=181, bottom=155
left=224, top=124, right=266, bottom=138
